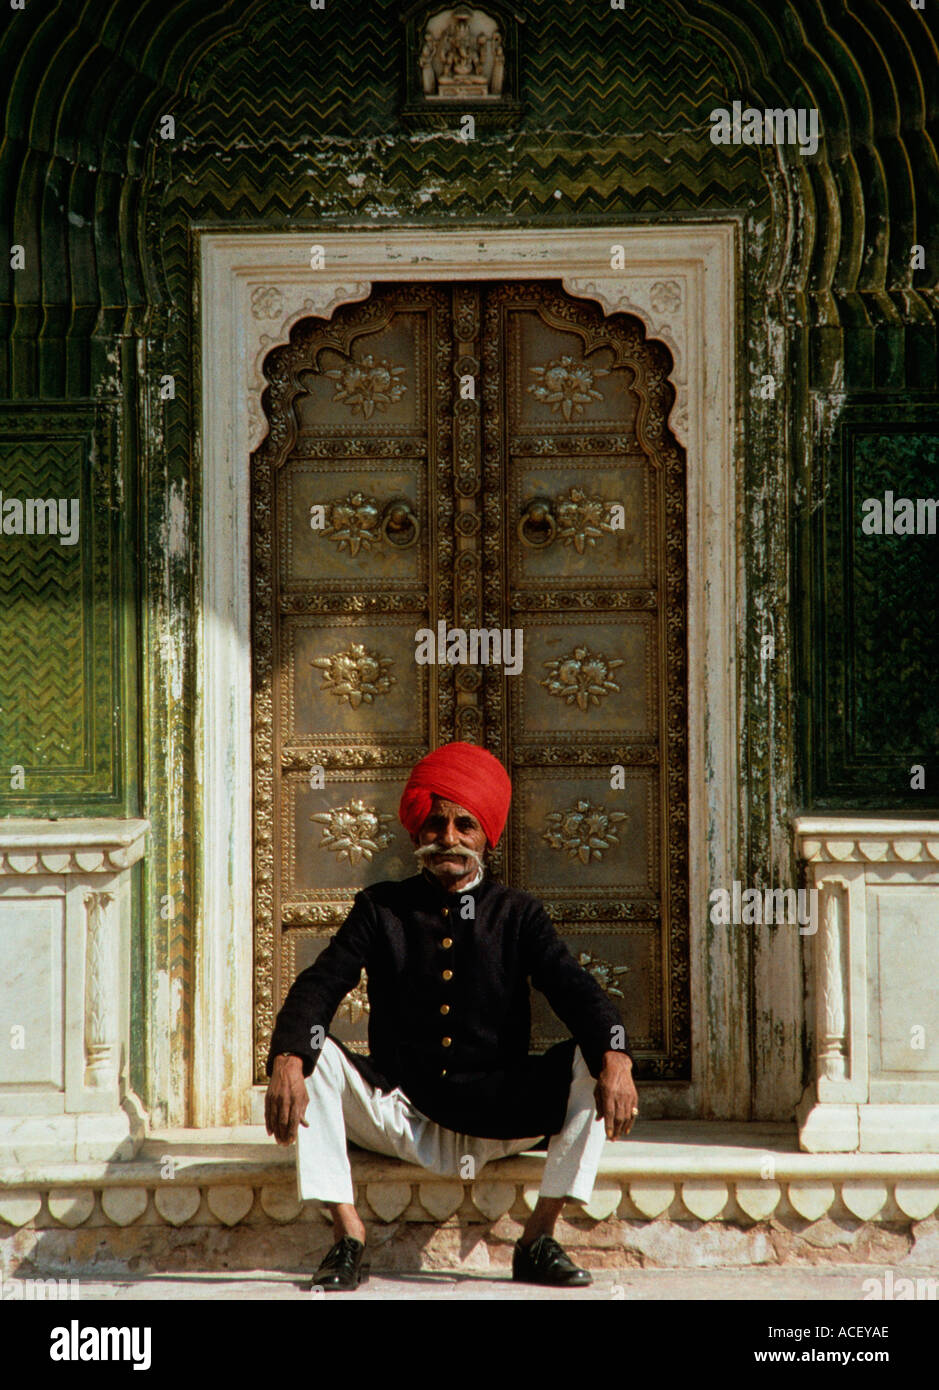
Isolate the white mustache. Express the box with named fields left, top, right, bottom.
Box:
left=414, top=843, right=483, bottom=871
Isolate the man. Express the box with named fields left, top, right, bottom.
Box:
left=265, top=741, right=638, bottom=1290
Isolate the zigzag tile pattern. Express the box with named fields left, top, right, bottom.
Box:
left=184, top=1, right=400, bottom=140
left=154, top=1, right=767, bottom=307
left=181, top=0, right=733, bottom=140
left=520, top=1, right=735, bottom=132
left=0, top=0, right=933, bottom=358
left=0, top=442, right=85, bottom=771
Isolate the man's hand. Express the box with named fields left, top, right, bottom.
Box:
left=265, top=1054, right=310, bottom=1145
left=594, top=1051, right=639, bottom=1140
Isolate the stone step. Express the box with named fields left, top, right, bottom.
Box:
left=3, top=1122, right=938, bottom=1275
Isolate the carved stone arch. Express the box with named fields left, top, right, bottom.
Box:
left=246, top=282, right=374, bottom=452
left=241, top=274, right=691, bottom=458
left=199, top=226, right=736, bottom=1124
left=537, top=291, right=675, bottom=454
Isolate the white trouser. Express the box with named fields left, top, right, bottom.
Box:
left=295, top=1038, right=606, bottom=1207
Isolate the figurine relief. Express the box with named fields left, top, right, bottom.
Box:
left=419, top=30, right=437, bottom=94
left=417, top=8, right=505, bottom=99
left=489, top=28, right=504, bottom=94
left=440, top=11, right=477, bottom=76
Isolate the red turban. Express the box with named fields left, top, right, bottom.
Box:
left=398, top=741, right=512, bottom=847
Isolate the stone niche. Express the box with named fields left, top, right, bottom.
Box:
left=401, top=2, right=523, bottom=126
left=796, top=818, right=939, bottom=1153
left=0, top=820, right=149, bottom=1163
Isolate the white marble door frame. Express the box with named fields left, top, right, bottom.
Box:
left=196, top=226, right=740, bottom=1125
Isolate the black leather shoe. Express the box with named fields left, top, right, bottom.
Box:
left=512, top=1234, right=592, bottom=1287
left=312, top=1236, right=370, bottom=1291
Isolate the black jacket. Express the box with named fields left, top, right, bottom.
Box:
left=267, top=867, right=632, bottom=1138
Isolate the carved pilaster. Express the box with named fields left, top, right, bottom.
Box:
left=83, top=890, right=118, bottom=1090
left=796, top=816, right=939, bottom=1152
left=817, top=880, right=848, bottom=1083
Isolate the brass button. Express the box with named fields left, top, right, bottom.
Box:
left=440, top=1069, right=447, bottom=1077
left=442, top=969, right=453, bottom=981
left=440, top=1004, right=450, bottom=1015
left=442, top=907, right=450, bottom=917
left=442, top=937, right=453, bottom=949
left=441, top=1036, right=452, bottom=1047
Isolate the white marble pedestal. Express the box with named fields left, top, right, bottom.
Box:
left=795, top=818, right=939, bottom=1153
left=0, top=820, right=149, bottom=1163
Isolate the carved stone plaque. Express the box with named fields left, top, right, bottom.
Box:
left=418, top=7, right=505, bottom=99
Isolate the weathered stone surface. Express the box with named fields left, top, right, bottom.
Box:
left=486, top=1212, right=527, bottom=1242
left=418, top=1182, right=464, bottom=1221
left=0, top=1211, right=921, bottom=1276
left=47, top=1189, right=95, bottom=1228
left=154, top=1186, right=202, bottom=1226
left=365, top=1183, right=412, bottom=1222
left=840, top=1182, right=888, bottom=1221
left=628, top=1182, right=675, bottom=1218
left=769, top=1217, right=910, bottom=1265
left=0, top=1194, right=42, bottom=1227
left=908, top=1217, right=939, bottom=1265
left=894, top=1185, right=939, bottom=1221
left=787, top=1182, right=835, bottom=1221
left=101, top=1188, right=148, bottom=1227
left=259, top=1185, right=302, bottom=1223
left=412, top=1224, right=494, bottom=1272
left=548, top=1218, right=634, bottom=1251
left=681, top=1182, right=729, bottom=1221
left=74, top=1112, right=140, bottom=1164
left=471, top=1181, right=516, bottom=1221
left=1, top=1116, right=76, bottom=1166
left=621, top=1219, right=774, bottom=1268
left=206, top=1185, right=254, bottom=1226
left=735, top=1182, right=781, bottom=1221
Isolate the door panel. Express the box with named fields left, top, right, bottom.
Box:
left=278, top=462, right=426, bottom=589
left=511, top=460, right=653, bottom=584
left=252, top=281, right=689, bottom=1083
left=252, top=286, right=456, bottom=1071
left=484, top=283, right=688, bottom=1077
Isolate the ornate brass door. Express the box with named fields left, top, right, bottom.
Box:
left=252, top=282, right=688, bottom=1083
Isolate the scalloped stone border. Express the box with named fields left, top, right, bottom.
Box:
left=0, top=821, right=149, bottom=876
left=2, top=1174, right=937, bottom=1230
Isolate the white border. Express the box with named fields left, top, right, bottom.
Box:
left=196, top=227, right=739, bottom=1124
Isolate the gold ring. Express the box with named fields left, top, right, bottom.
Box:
left=631, top=1108, right=639, bottom=1116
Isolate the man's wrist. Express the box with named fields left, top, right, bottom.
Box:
left=601, top=1049, right=633, bottom=1069
left=273, top=1051, right=304, bottom=1068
